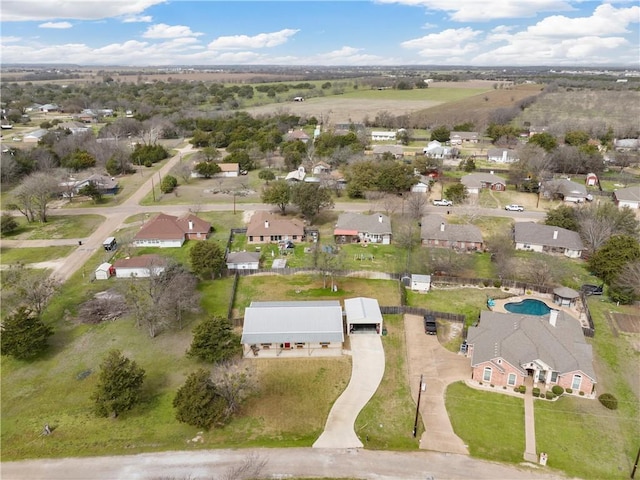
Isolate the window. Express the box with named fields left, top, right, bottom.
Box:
left=295, top=343, right=305, bottom=349
left=571, top=374, right=582, bottom=390
left=320, top=342, right=330, bottom=349
left=260, top=343, right=271, bottom=349
left=483, top=367, right=492, bottom=382
left=550, top=371, right=558, bottom=383
left=507, top=373, right=516, bottom=386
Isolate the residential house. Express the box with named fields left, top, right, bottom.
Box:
left=514, top=222, right=583, bottom=258
left=312, top=161, right=331, bottom=175
left=372, top=145, right=403, bottom=158
left=240, top=300, right=344, bottom=357
left=487, top=148, right=518, bottom=163
left=113, top=254, right=167, bottom=278
left=246, top=211, right=305, bottom=244
left=461, top=172, right=506, bottom=194
left=75, top=174, right=119, bottom=196
left=371, top=131, right=397, bottom=142
left=23, top=129, right=49, bottom=143
left=215, top=163, right=239, bottom=177
left=466, top=310, right=596, bottom=393
left=450, top=131, right=479, bottom=145
left=57, top=121, right=90, bottom=135
left=411, top=180, right=430, bottom=194
left=226, top=251, right=260, bottom=270
left=39, top=104, right=59, bottom=113
left=542, top=178, right=590, bottom=203
left=74, top=110, right=97, bottom=123
left=613, top=138, right=639, bottom=152
left=613, top=186, right=640, bottom=209
left=410, top=274, right=431, bottom=293
left=345, top=297, right=383, bottom=335
left=420, top=215, right=483, bottom=252
left=284, top=129, right=311, bottom=143
left=133, top=213, right=211, bottom=248
left=334, top=212, right=392, bottom=245
left=529, top=126, right=549, bottom=137
left=285, top=166, right=306, bottom=182
left=423, top=140, right=455, bottom=159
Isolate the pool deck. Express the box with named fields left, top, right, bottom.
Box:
left=491, top=293, right=590, bottom=329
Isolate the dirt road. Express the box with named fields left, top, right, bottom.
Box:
left=1, top=447, right=572, bottom=480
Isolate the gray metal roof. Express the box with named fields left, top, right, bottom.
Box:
left=344, top=297, right=383, bottom=324
left=241, top=301, right=344, bottom=344
left=543, top=178, right=587, bottom=197
left=514, top=222, right=584, bottom=251
left=411, top=274, right=431, bottom=283
left=335, top=212, right=392, bottom=235
left=467, top=311, right=596, bottom=381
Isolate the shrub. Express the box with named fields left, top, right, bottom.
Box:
left=566, top=388, right=573, bottom=394
left=518, top=385, right=526, bottom=394
left=160, top=175, right=178, bottom=194
left=579, top=391, right=585, bottom=396
left=503, top=386, right=507, bottom=390
left=552, top=385, right=564, bottom=395
left=545, top=392, right=556, bottom=400
left=513, top=387, right=519, bottom=393
left=490, top=384, right=495, bottom=388
left=493, top=280, right=502, bottom=288
left=598, top=393, right=618, bottom=410
left=532, top=387, right=541, bottom=397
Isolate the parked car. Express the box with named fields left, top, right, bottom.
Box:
left=424, top=314, right=437, bottom=335
left=581, top=284, right=604, bottom=295
left=505, top=204, right=524, bottom=211
left=433, top=199, right=453, bottom=207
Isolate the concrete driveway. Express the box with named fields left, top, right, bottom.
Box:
left=404, top=314, right=470, bottom=454
left=313, top=334, right=385, bottom=448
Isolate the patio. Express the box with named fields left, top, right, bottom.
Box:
left=489, top=292, right=590, bottom=329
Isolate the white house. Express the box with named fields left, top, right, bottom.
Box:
left=23, top=129, right=49, bottom=143
left=487, top=149, right=518, bottom=163
left=112, top=255, right=166, bottom=278
left=410, top=274, right=431, bottom=293
left=94, top=263, right=114, bottom=280
left=334, top=212, right=392, bottom=245
left=371, top=131, right=397, bottom=142
left=514, top=223, right=584, bottom=258
left=226, top=251, right=260, bottom=270
left=215, top=163, right=239, bottom=177
left=345, top=297, right=383, bottom=335
left=241, top=301, right=344, bottom=357
left=613, top=186, right=640, bottom=209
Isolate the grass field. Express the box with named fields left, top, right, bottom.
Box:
left=0, top=215, right=105, bottom=240
left=0, top=246, right=75, bottom=265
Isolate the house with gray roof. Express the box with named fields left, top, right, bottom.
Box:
left=613, top=138, right=639, bottom=151
left=23, top=129, right=49, bottom=143
left=613, top=186, right=640, bottom=210
left=450, top=131, right=479, bottom=145
left=241, top=300, right=344, bottom=357
left=542, top=178, right=590, bottom=203
left=372, top=144, right=403, bottom=158
left=514, top=222, right=583, bottom=258
left=246, top=211, right=305, bottom=244
left=466, top=310, right=596, bottom=394
left=487, top=148, right=518, bottom=163
left=420, top=214, right=483, bottom=252
left=461, top=172, right=506, bottom=194
left=334, top=212, right=392, bottom=245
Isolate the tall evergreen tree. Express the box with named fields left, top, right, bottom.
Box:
left=92, top=350, right=145, bottom=418
left=0, top=307, right=53, bottom=360
left=187, top=317, right=241, bottom=364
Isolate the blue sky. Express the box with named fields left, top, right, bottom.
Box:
left=1, top=1, right=639, bottom=66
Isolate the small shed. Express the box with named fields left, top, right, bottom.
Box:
left=411, top=181, right=429, bottom=194
left=226, top=251, right=260, bottom=270
left=410, top=274, right=431, bottom=293
left=95, top=262, right=114, bottom=280
left=553, top=286, right=580, bottom=307
left=345, top=297, right=383, bottom=335
left=585, top=173, right=598, bottom=187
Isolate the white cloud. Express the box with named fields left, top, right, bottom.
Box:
left=377, top=0, right=574, bottom=21
left=142, top=23, right=203, bottom=39
left=38, top=22, right=72, bottom=29
left=1, top=36, right=22, bottom=43
left=208, top=29, right=299, bottom=50
left=1, top=0, right=165, bottom=21
left=308, top=46, right=397, bottom=66
left=401, top=27, right=482, bottom=59
left=122, top=15, right=153, bottom=23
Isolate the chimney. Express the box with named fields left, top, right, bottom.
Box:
left=378, top=214, right=383, bottom=223
left=549, top=309, right=558, bottom=327
left=440, top=223, right=445, bottom=232
left=264, top=220, right=269, bottom=229
left=188, top=220, right=194, bottom=231
left=553, top=230, right=558, bottom=240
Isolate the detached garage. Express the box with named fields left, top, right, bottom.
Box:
left=345, top=297, right=383, bottom=335
left=241, top=301, right=344, bottom=357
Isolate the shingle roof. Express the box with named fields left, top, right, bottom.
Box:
left=467, top=310, right=596, bottom=381
left=461, top=172, right=506, bottom=188
left=246, top=211, right=305, bottom=238
left=614, top=186, right=640, bottom=203
left=514, top=222, right=583, bottom=251
left=553, top=286, right=579, bottom=299
left=134, top=213, right=211, bottom=241
left=335, top=213, right=392, bottom=235
left=241, top=301, right=344, bottom=344
left=543, top=178, right=587, bottom=198
left=112, top=254, right=165, bottom=269
left=226, top=251, right=260, bottom=264
left=372, top=145, right=403, bottom=155
left=420, top=215, right=483, bottom=243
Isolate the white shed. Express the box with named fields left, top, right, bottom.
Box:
left=411, top=274, right=431, bottom=293
left=345, top=297, right=383, bottom=335
left=95, top=262, right=114, bottom=280
left=411, top=181, right=429, bottom=194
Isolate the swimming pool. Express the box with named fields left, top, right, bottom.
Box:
left=504, top=299, right=552, bottom=316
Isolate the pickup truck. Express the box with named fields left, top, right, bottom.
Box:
left=424, top=314, right=437, bottom=335
left=505, top=204, right=524, bottom=211
left=433, top=199, right=453, bottom=207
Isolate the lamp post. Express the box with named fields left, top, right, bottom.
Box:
left=412, top=374, right=425, bottom=437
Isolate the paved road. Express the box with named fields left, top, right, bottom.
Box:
left=0, top=447, right=572, bottom=480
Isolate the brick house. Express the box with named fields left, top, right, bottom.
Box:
left=133, top=213, right=211, bottom=248
left=246, top=211, right=305, bottom=244
left=467, top=310, right=596, bottom=394
left=461, top=172, right=506, bottom=194
left=420, top=215, right=483, bottom=252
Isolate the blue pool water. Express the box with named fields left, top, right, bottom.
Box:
left=504, top=299, right=552, bottom=316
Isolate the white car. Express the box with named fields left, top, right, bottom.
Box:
left=433, top=199, right=453, bottom=207
left=505, top=204, right=524, bottom=212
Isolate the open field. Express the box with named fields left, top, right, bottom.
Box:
left=0, top=246, right=74, bottom=265
left=0, top=215, right=105, bottom=240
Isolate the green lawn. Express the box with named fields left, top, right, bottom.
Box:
left=0, top=246, right=75, bottom=265
left=0, top=215, right=105, bottom=240
left=446, top=382, right=525, bottom=463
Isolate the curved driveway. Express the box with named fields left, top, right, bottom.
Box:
left=313, top=334, right=385, bottom=448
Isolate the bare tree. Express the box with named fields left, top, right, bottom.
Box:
left=2, top=267, right=61, bottom=315
left=173, top=161, right=193, bottom=184
left=405, top=192, right=428, bottom=220
left=212, top=361, right=256, bottom=416
left=576, top=203, right=639, bottom=256
left=613, top=260, right=640, bottom=299
left=485, top=232, right=515, bottom=279
left=10, top=172, right=61, bottom=222
left=219, top=452, right=268, bottom=480
left=380, top=194, right=399, bottom=217
left=522, top=258, right=554, bottom=286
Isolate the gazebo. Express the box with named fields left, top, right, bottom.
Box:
left=553, top=286, right=580, bottom=307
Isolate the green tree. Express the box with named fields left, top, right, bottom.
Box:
left=62, top=149, right=96, bottom=171
left=564, top=130, right=590, bottom=146
left=160, top=175, right=178, bottom=193
left=1, top=212, right=19, bottom=234
left=224, top=150, right=254, bottom=172
left=545, top=205, right=580, bottom=231
left=258, top=169, right=275, bottom=184
left=193, top=161, right=221, bottom=179
left=190, top=130, right=211, bottom=148
left=430, top=125, right=450, bottom=143
left=190, top=241, right=225, bottom=279
left=261, top=180, right=291, bottom=213
left=291, top=182, right=334, bottom=221
left=444, top=183, right=467, bottom=204
left=0, top=307, right=53, bottom=360
left=376, top=162, right=417, bottom=194
left=588, top=235, right=640, bottom=285
left=528, top=132, right=558, bottom=152
left=187, top=317, right=242, bottom=363
left=201, top=146, right=221, bottom=162
left=78, top=182, right=103, bottom=203
left=173, top=369, right=228, bottom=429
left=92, top=350, right=145, bottom=418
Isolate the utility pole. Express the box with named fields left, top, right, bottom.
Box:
left=412, top=374, right=425, bottom=437
left=151, top=176, right=156, bottom=202
left=631, top=445, right=640, bottom=479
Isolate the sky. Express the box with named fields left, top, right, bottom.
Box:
left=1, top=0, right=639, bottom=67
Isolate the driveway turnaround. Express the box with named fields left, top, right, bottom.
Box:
left=313, top=334, right=385, bottom=448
